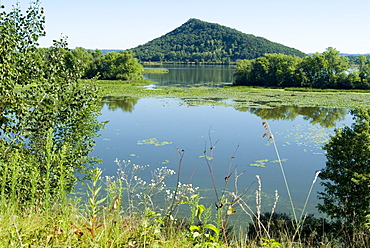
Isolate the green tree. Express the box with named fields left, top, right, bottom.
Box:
left=322, top=47, right=350, bottom=88
left=233, top=48, right=357, bottom=89
left=233, top=59, right=253, bottom=85
left=66, top=46, right=93, bottom=77
left=318, top=108, right=370, bottom=231
left=355, top=55, right=370, bottom=89
left=101, top=51, right=143, bottom=80
left=300, top=47, right=350, bottom=88
left=0, top=2, right=103, bottom=203
left=84, top=49, right=105, bottom=79
left=234, top=54, right=303, bottom=87
left=262, top=53, right=303, bottom=87
left=300, top=52, right=328, bottom=88
left=250, top=56, right=269, bottom=86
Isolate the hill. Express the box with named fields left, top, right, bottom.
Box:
left=129, top=18, right=306, bottom=64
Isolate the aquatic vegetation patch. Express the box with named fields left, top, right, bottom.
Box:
left=250, top=159, right=269, bottom=167
left=277, top=124, right=332, bottom=154
left=161, top=160, right=170, bottom=164
left=198, top=155, right=214, bottom=161
left=249, top=158, right=289, bottom=167
left=143, top=68, right=169, bottom=74
left=94, top=80, right=370, bottom=109
left=137, top=138, right=172, bottom=146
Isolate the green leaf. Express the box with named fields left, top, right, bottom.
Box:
left=96, top=197, right=107, bottom=205
left=179, top=200, right=192, bottom=205
left=203, top=224, right=219, bottom=236
left=94, top=185, right=102, bottom=195
left=190, top=225, right=200, bottom=231
left=196, top=204, right=206, bottom=221
left=88, top=198, right=95, bottom=207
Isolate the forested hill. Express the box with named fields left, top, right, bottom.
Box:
left=129, top=18, right=306, bottom=64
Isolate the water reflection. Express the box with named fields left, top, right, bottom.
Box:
left=100, top=96, right=138, bottom=112
left=101, top=96, right=347, bottom=128
left=236, top=105, right=347, bottom=128
left=94, top=97, right=352, bottom=217
left=144, top=64, right=234, bottom=87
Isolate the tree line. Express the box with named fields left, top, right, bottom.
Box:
left=37, top=47, right=143, bottom=80
left=234, top=47, right=370, bottom=89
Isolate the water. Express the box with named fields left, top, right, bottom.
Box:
left=92, top=65, right=354, bottom=218
left=143, top=64, right=234, bottom=86
left=92, top=96, right=352, bottom=216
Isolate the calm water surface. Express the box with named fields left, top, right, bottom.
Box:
left=92, top=96, right=352, bottom=215
left=93, top=65, right=354, bottom=217
left=143, top=64, right=234, bottom=86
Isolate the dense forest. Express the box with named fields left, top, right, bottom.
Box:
left=129, top=18, right=306, bottom=64
left=234, top=47, right=370, bottom=89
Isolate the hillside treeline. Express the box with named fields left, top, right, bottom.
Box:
left=37, top=47, right=143, bottom=80
left=342, top=54, right=370, bottom=64
left=234, top=47, right=370, bottom=89
left=130, top=18, right=306, bottom=64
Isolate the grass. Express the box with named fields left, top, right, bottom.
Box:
left=0, top=200, right=193, bottom=247
left=1, top=149, right=369, bottom=247
left=1, top=148, right=368, bottom=247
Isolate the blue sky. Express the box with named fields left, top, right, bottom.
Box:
left=2, top=0, right=370, bottom=54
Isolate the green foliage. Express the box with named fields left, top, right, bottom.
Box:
left=235, top=53, right=304, bottom=87
left=0, top=2, right=103, bottom=204
left=248, top=212, right=333, bottom=246
left=100, top=50, right=143, bottom=80
left=260, top=238, right=282, bottom=248
left=0, top=154, right=367, bottom=247
left=39, top=47, right=144, bottom=81
left=234, top=47, right=370, bottom=90
left=0, top=1, right=45, bottom=89
left=130, top=18, right=306, bottom=64
left=85, top=168, right=106, bottom=241
left=65, top=46, right=93, bottom=76
left=301, top=47, right=351, bottom=88
left=319, top=108, right=370, bottom=230
left=182, top=195, right=221, bottom=247
left=345, top=54, right=370, bottom=65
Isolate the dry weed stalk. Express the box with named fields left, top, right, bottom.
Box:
left=262, top=121, right=298, bottom=225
